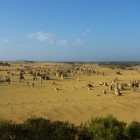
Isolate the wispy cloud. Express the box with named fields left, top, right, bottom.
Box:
left=57, top=39, right=68, bottom=45
left=28, top=32, right=54, bottom=43
left=28, top=31, right=68, bottom=46
left=28, top=31, right=88, bottom=47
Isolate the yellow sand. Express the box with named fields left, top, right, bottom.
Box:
left=0, top=62, right=140, bottom=124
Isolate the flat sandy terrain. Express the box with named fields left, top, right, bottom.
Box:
left=0, top=62, right=140, bottom=124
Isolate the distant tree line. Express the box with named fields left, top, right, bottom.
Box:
left=98, top=61, right=140, bottom=69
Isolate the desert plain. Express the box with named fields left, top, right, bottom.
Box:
left=0, top=61, right=140, bottom=125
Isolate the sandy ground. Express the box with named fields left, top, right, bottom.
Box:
left=0, top=62, right=140, bottom=125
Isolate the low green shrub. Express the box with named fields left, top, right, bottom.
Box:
left=23, top=118, right=78, bottom=140
left=0, top=120, right=25, bottom=140
left=88, top=115, right=127, bottom=140
left=125, top=121, right=140, bottom=140
left=76, top=123, right=92, bottom=140
left=0, top=116, right=140, bottom=140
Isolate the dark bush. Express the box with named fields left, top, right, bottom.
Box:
left=88, top=115, right=127, bottom=140
left=22, top=118, right=51, bottom=140
left=126, top=121, right=140, bottom=140
left=48, top=121, right=77, bottom=140
left=23, top=118, right=78, bottom=140
left=0, top=120, right=27, bottom=140
left=1, top=116, right=140, bottom=140
left=76, top=123, right=92, bottom=140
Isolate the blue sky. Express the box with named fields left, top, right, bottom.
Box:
left=0, top=0, right=140, bottom=61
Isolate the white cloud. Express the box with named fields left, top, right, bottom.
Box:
left=28, top=32, right=54, bottom=43
left=57, top=39, right=68, bottom=45
left=28, top=31, right=69, bottom=46
left=28, top=31, right=87, bottom=47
